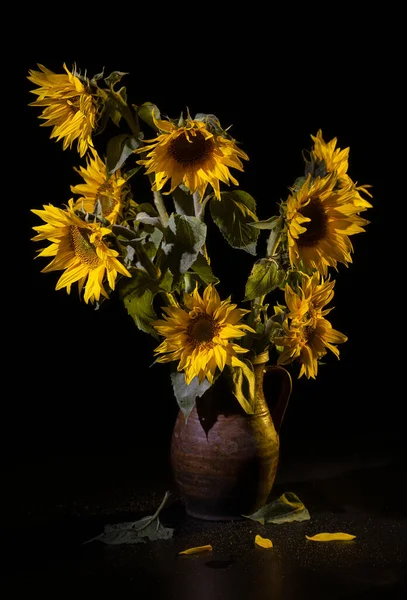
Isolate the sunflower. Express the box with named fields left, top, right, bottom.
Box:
left=153, top=285, right=255, bottom=384
left=28, top=64, right=97, bottom=157
left=31, top=199, right=130, bottom=304
left=285, top=173, right=369, bottom=277
left=71, top=148, right=127, bottom=224
left=310, top=130, right=372, bottom=209
left=135, top=115, right=249, bottom=200
left=275, top=274, right=347, bottom=379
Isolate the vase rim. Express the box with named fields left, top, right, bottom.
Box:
left=252, top=351, right=269, bottom=365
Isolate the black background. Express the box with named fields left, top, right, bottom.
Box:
left=8, top=25, right=401, bottom=475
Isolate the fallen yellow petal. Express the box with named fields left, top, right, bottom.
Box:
left=306, top=533, right=356, bottom=542
left=255, top=534, right=273, bottom=548
left=178, top=544, right=213, bottom=555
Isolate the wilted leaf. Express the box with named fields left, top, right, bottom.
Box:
left=210, top=190, right=259, bottom=255
left=224, top=359, right=255, bottom=414
left=138, top=102, right=161, bottom=130
left=255, top=535, right=273, bottom=549
left=104, top=70, right=128, bottom=88
left=306, top=533, right=356, bottom=542
left=179, top=544, right=213, bottom=555
left=85, top=492, right=173, bottom=545
left=243, top=492, right=310, bottom=524
left=170, top=371, right=211, bottom=422
left=248, top=216, right=280, bottom=230
left=106, top=134, right=143, bottom=174
left=191, top=253, right=219, bottom=285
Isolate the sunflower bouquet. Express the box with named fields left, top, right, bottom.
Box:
left=28, top=64, right=372, bottom=417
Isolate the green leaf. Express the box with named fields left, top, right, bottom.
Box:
left=118, top=270, right=158, bottom=336
left=225, top=359, right=255, bottom=414
left=191, top=253, right=219, bottom=285
left=138, top=102, right=161, bottom=130
left=248, top=216, right=280, bottom=230
left=106, top=134, right=143, bottom=174
left=172, top=186, right=195, bottom=216
left=97, top=98, right=122, bottom=132
left=292, top=176, right=307, bottom=191
left=210, top=190, right=259, bottom=255
left=104, top=71, right=128, bottom=88
left=136, top=203, right=159, bottom=217
left=158, top=269, right=174, bottom=292
left=170, top=371, right=211, bottom=422
left=243, top=492, right=310, bottom=524
left=161, top=214, right=207, bottom=276
left=85, top=491, right=174, bottom=545
left=244, top=259, right=285, bottom=301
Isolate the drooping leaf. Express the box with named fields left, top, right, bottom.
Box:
left=104, top=71, right=128, bottom=88
left=191, top=253, right=219, bottom=285
left=136, top=211, right=163, bottom=229
left=161, top=214, right=207, bottom=276
left=248, top=216, right=280, bottom=230
left=306, top=533, right=356, bottom=542
left=179, top=544, right=213, bottom=555
left=210, top=191, right=259, bottom=255
left=244, top=259, right=285, bottom=301
left=85, top=492, right=173, bottom=545
left=170, top=371, right=211, bottom=422
left=243, top=492, right=310, bottom=524
left=118, top=270, right=158, bottom=336
left=255, top=535, right=273, bottom=549
left=138, top=102, right=161, bottom=130
left=106, top=134, right=143, bottom=174
left=224, top=359, right=255, bottom=414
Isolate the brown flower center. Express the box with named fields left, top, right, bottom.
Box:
left=297, top=198, right=328, bottom=247
left=188, top=314, right=220, bottom=347
left=168, top=130, right=213, bottom=166
left=69, top=226, right=102, bottom=267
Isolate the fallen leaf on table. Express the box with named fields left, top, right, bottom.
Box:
left=83, top=491, right=174, bottom=545
left=306, top=532, right=356, bottom=542
left=243, top=492, right=310, bottom=524
left=179, top=544, right=213, bottom=555
left=255, top=534, right=273, bottom=548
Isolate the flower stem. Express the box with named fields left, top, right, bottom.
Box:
left=104, top=89, right=140, bottom=136
left=153, top=191, right=169, bottom=228
left=193, top=191, right=203, bottom=220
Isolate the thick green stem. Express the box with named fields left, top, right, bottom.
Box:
left=153, top=191, right=169, bottom=227
left=193, top=191, right=203, bottom=219
left=105, top=89, right=140, bottom=135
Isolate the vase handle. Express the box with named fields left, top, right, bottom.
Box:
left=264, top=365, right=292, bottom=433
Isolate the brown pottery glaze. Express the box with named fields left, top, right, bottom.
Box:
left=171, top=353, right=292, bottom=520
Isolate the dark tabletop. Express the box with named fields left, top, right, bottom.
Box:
left=1, top=432, right=406, bottom=600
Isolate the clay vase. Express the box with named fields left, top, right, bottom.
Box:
left=170, top=352, right=292, bottom=520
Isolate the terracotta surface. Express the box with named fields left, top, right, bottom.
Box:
left=171, top=362, right=291, bottom=520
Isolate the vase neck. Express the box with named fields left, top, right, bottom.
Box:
left=252, top=360, right=270, bottom=416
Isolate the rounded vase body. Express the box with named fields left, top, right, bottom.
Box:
left=171, top=359, right=291, bottom=520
